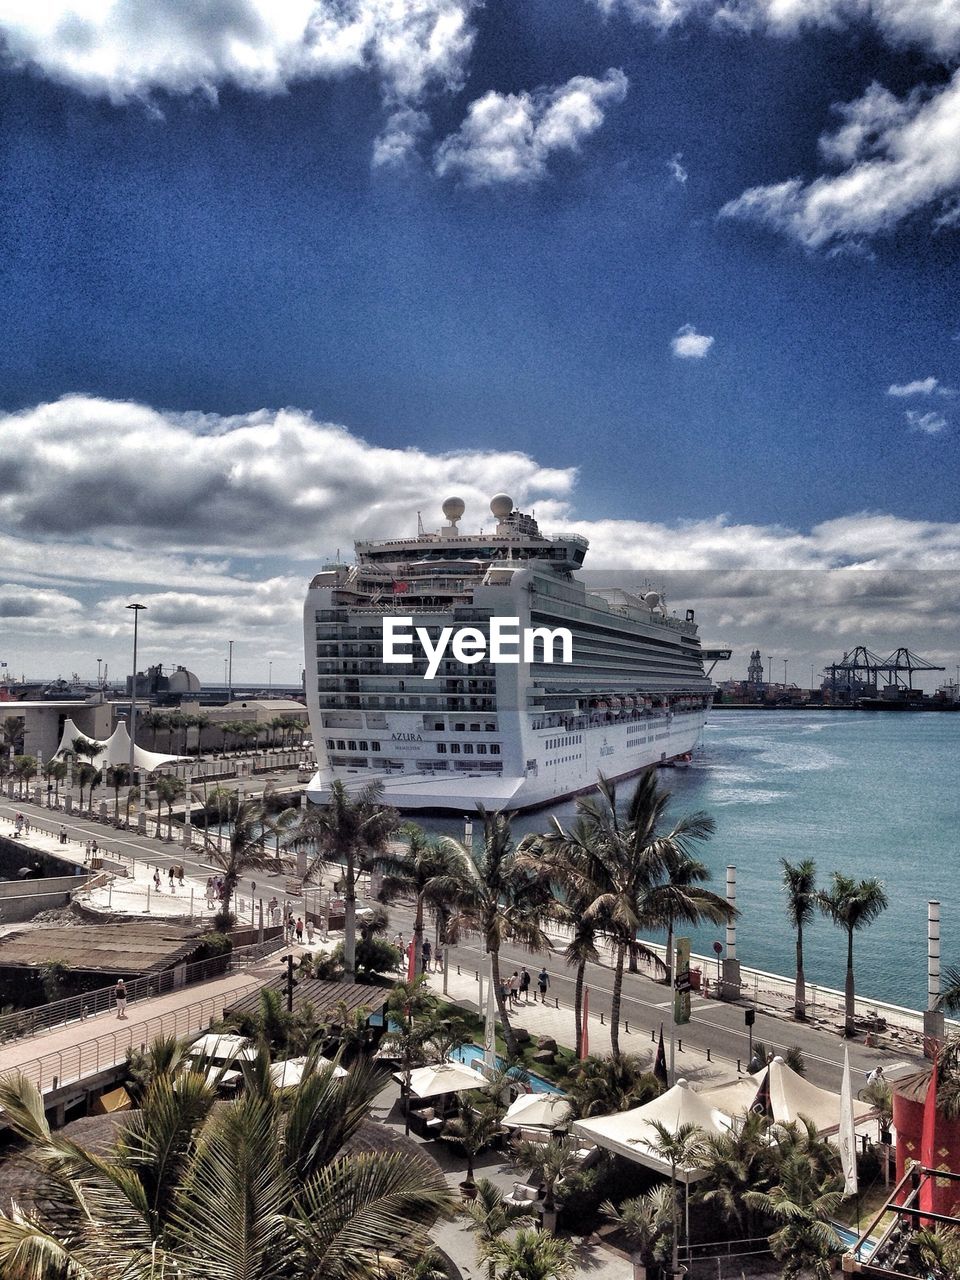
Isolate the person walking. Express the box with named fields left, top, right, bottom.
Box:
left=421, top=938, right=432, bottom=970
left=508, top=971, right=520, bottom=1006
left=115, top=979, right=128, bottom=1020
left=519, top=967, right=531, bottom=1003
left=295, top=917, right=304, bottom=944
left=59, top=824, right=67, bottom=844
left=537, top=967, right=550, bottom=1003
left=305, top=918, right=315, bottom=946
left=434, top=946, right=444, bottom=973
left=153, top=868, right=162, bottom=892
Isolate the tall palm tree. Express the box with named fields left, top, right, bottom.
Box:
left=818, top=872, right=889, bottom=1037
left=11, top=754, right=37, bottom=799
left=443, top=807, right=552, bottom=1058
left=0, top=714, right=23, bottom=765
left=645, top=845, right=732, bottom=995
left=368, top=825, right=472, bottom=978
left=154, top=774, right=186, bottom=840
left=44, top=758, right=68, bottom=803
left=105, top=763, right=131, bottom=821
left=544, top=769, right=715, bottom=1057
left=937, top=963, right=960, bottom=1015
left=646, top=1120, right=708, bottom=1280
left=75, top=761, right=99, bottom=812
left=0, top=1051, right=454, bottom=1279
left=298, top=780, right=400, bottom=981
left=202, top=798, right=274, bottom=928
left=781, top=857, right=817, bottom=1020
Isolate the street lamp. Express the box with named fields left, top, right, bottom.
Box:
left=127, top=605, right=147, bottom=813
left=767, top=656, right=773, bottom=689
left=228, top=639, right=234, bottom=701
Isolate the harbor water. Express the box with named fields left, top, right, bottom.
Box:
left=421, top=709, right=960, bottom=1013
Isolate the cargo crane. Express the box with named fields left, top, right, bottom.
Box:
left=826, top=646, right=944, bottom=704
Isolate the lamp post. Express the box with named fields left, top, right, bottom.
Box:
left=127, top=604, right=147, bottom=828
left=767, top=655, right=773, bottom=689
left=228, top=639, right=234, bottom=702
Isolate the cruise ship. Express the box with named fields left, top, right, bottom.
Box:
left=302, top=495, right=729, bottom=811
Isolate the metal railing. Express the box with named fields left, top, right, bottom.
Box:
left=0, top=939, right=284, bottom=1045
left=3, top=979, right=264, bottom=1095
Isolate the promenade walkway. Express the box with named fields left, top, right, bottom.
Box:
left=0, top=968, right=266, bottom=1095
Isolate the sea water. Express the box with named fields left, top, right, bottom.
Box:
left=422, top=710, right=960, bottom=1012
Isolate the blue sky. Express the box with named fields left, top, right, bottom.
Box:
left=1, top=0, right=959, bottom=683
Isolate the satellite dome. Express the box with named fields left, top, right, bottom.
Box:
left=643, top=591, right=661, bottom=609
left=490, top=493, right=514, bottom=520
left=442, top=496, right=465, bottom=524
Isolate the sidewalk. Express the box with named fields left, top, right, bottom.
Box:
left=0, top=968, right=265, bottom=1094
left=420, top=958, right=737, bottom=1089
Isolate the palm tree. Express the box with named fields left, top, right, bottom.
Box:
left=462, top=1178, right=537, bottom=1280
left=646, top=1119, right=708, bottom=1280
left=486, top=1228, right=576, bottom=1280
left=0, top=1050, right=454, bottom=1279
left=202, top=797, right=275, bottom=928
left=11, top=754, right=37, bottom=798
left=368, top=825, right=472, bottom=978
left=105, top=763, right=131, bottom=821
left=443, top=807, right=552, bottom=1058
left=566, top=1053, right=662, bottom=1121
left=191, top=712, right=211, bottom=755
left=600, top=1184, right=673, bottom=1277
left=782, top=857, right=818, bottom=1020
left=142, top=709, right=167, bottom=749
left=154, top=774, right=186, bottom=840
left=937, top=963, right=960, bottom=1015
left=511, top=1135, right=584, bottom=1230
left=0, top=714, right=23, bottom=765
left=744, top=1149, right=844, bottom=1279
left=443, top=1089, right=505, bottom=1190
left=544, top=769, right=715, bottom=1057
left=44, top=758, right=68, bottom=803
left=818, top=872, right=889, bottom=1036
left=75, top=761, right=99, bottom=812
left=694, top=1108, right=772, bottom=1236
left=645, top=845, right=733, bottom=998
left=298, top=780, right=400, bottom=981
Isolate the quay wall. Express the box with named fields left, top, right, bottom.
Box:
left=0, top=835, right=88, bottom=922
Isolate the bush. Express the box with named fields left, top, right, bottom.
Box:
left=331, top=938, right=401, bottom=982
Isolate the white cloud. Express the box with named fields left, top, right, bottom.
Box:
left=372, top=107, right=430, bottom=167
left=667, top=151, right=688, bottom=183
left=905, top=409, right=949, bottom=433
left=592, top=1, right=960, bottom=60
left=720, top=70, right=960, bottom=249
left=670, top=323, right=714, bottom=358
left=434, top=68, right=628, bottom=185
left=0, top=1, right=479, bottom=147
left=888, top=376, right=939, bottom=396
left=4, top=394, right=960, bottom=680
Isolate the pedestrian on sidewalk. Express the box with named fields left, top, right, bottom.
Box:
left=434, top=946, right=443, bottom=973
left=59, top=824, right=67, bottom=844
left=508, top=971, right=520, bottom=1005
left=153, top=868, right=161, bottom=892
left=205, top=877, right=215, bottom=907
left=295, top=917, right=304, bottom=943
left=392, top=931, right=403, bottom=950
left=537, top=967, right=549, bottom=1002
left=305, top=918, right=315, bottom=946
left=168, top=866, right=175, bottom=890
left=115, top=979, right=128, bottom=1019
left=519, top=967, right=531, bottom=1003
left=422, top=938, right=432, bottom=970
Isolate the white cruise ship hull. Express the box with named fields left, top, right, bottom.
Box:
left=304, top=706, right=707, bottom=812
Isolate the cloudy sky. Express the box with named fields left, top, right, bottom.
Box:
left=1, top=0, right=959, bottom=686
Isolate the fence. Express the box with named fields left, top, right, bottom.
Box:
left=0, top=939, right=284, bottom=1045
left=6, top=979, right=264, bottom=1095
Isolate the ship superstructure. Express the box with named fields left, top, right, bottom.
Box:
left=302, top=495, right=721, bottom=811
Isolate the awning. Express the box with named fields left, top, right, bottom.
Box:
left=402, top=1061, right=488, bottom=1099
left=269, top=1056, right=348, bottom=1089
left=93, top=1086, right=132, bottom=1114
left=188, top=1033, right=257, bottom=1062
left=502, top=1093, right=572, bottom=1130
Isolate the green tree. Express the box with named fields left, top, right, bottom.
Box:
left=202, top=798, right=274, bottom=929
left=818, top=873, right=889, bottom=1037
left=44, top=758, right=68, bottom=803
left=600, top=1184, right=673, bottom=1275
left=781, top=857, right=818, bottom=1020
left=511, top=1135, right=584, bottom=1229
left=444, top=807, right=552, bottom=1058
left=485, top=1228, right=576, bottom=1280
left=105, top=763, right=131, bottom=821
left=0, top=1051, right=454, bottom=1279
left=462, top=1177, right=537, bottom=1280
left=154, top=774, right=185, bottom=840
left=368, top=824, right=472, bottom=978
left=545, top=769, right=715, bottom=1057
left=566, top=1053, right=661, bottom=1121
left=11, top=754, right=37, bottom=799
left=744, top=1150, right=844, bottom=1279
left=298, top=780, right=400, bottom=982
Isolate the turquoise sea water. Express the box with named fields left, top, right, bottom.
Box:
left=423, top=709, right=960, bottom=1012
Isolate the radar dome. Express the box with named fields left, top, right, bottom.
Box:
left=442, top=496, right=465, bottom=524
left=643, top=591, right=661, bottom=609
left=490, top=493, right=514, bottom=520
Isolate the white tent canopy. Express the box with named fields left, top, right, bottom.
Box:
left=502, top=1093, right=572, bottom=1130
left=402, top=1061, right=488, bottom=1099
left=702, top=1056, right=875, bottom=1135
left=52, top=717, right=187, bottom=771
left=572, top=1079, right=732, bottom=1184
left=188, top=1033, right=257, bottom=1062
left=269, top=1057, right=348, bottom=1089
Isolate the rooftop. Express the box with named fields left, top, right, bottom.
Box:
left=0, top=923, right=206, bottom=975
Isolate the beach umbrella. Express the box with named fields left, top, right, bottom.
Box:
left=502, top=1093, right=572, bottom=1130
left=188, top=1033, right=256, bottom=1061
left=404, top=1061, right=488, bottom=1098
